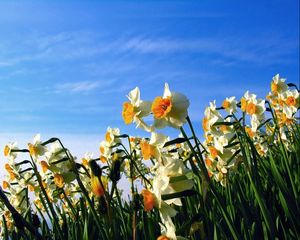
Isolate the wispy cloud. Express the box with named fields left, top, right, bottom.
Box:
left=0, top=31, right=297, bottom=68
left=55, top=81, right=100, bottom=93
left=120, top=35, right=298, bottom=65
left=54, top=79, right=117, bottom=94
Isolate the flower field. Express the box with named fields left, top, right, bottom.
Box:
left=1, top=74, right=299, bottom=239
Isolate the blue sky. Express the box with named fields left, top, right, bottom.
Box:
left=0, top=0, right=299, bottom=158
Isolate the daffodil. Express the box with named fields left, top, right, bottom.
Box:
left=140, top=132, right=168, bottom=162
left=99, top=127, right=123, bottom=163
left=152, top=83, right=189, bottom=129
left=82, top=152, right=93, bottom=167
left=241, top=91, right=265, bottom=116
left=28, top=134, right=47, bottom=160
left=54, top=174, right=64, bottom=188
left=44, top=142, right=70, bottom=173
left=202, top=101, right=223, bottom=134
left=280, top=89, right=299, bottom=118
left=122, top=87, right=152, bottom=132
left=40, top=161, right=50, bottom=173
left=104, top=127, right=121, bottom=146
left=222, top=96, right=237, bottom=114
left=3, top=142, right=19, bottom=161
left=152, top=156, right=193, bottom=207
left=158, top=212, right=188, bottom=240
left=141, top=189, right=156, bottom=211
left=271, top=74, right=288, bottom=94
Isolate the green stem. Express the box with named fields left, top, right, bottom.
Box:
left=0, top=189, right=43, bottom=240
left=55, top=139, right=105, bottom=235
left=180, top=126, right=209, bottom=183
left=130, top=150, right=137, bottom=240
left=115, top=186, right=128, bottom=238
left=61, top=189, right=78, bottom=220
left=30, top=158, right=64, bottom=239
left=186, top=116, right=212, bottom=181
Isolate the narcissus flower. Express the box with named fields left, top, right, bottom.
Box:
left=122, top=87, right=152, bottom=132
left=271, top=74, right=288, bottom=94
left=141, top=189, right=156, bottom=211
left=40, top=161, right=50, bottom=173
left=28, top=134, right=47, bottom=159
left=104, top=127, right=121, bottom=146
left=202, top=101, right=223, bottom=133
left=4, top=142, right=19, bottom=161
left=140, top=132, right=168, bottom=162
left=152, top=83, right=189, bottom=129
left=140, top=140, right=155, bottom=160
left=280, top=89, right=299, bottom=118
left=82, top=152, right=93, bottom=167
left=241, top=91, right=266, bottom=116
left=2, top=180, right=9, bottom=189
left=54, top=174, right=64, bottom=188
left=222, top=96, right=237, bottom=114
left=152, top=156, right=193, bottom=207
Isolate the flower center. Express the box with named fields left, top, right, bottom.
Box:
left=28, top=143, right=37, bottom=156
left=271, top=81, right=278, bottom=93
left=222, top=100, right=230, bottom=109
left=140, top=141, right=155, bottom=160
left=286, top=96, right=296, bottom=106
left=40, top=161, right=49, bottom=173
left=54, top=174, right=64, bottom=188
left=241, top=98, right=247, bottom=112
left=151, top=96, right=172, bottom=119
left=141, top=189, right=156, bottom=212
left=4, top=145, right=10, bottom=157
left=246, top=102, right=257, bottom=115
left=122, top=102, right=135, bottom=124
left=105, top=132, right=112, bottom=143
left=209, top=146, right=218, bottom=158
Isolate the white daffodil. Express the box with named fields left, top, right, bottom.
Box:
left=152, top=156, right=193, bottom=206
left=280, top=89, right=299, bottom=118
left=222, top=96, right=237, bottom=114
left=241, top=91, right=266, bottom=120
left=104, top=127, right=121, bottom=146
left=122, top=87, right=152, bottom=132
left=28, top=134, right=47, bottom=160
left=159, top=214, right=177, bottom=240
left=82, top=152, right=94, bottom=167
left=140, top=132, right=168, bottom=162
left=271, top=74, right=288, bottom=94
left=4, top=142, right=19, bottom=161
left=158, top=212, right=189, bottom=240
left=45, top=142, right=65, bottom=162
left=152, top=83, right=189, bottom=129
left=202, top=101, right=223, bottom=134
left=44, top=141, right=71, bottom=174
left=214, top=135, right=231, bottom=154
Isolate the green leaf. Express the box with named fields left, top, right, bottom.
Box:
left=62, top=172, right=76, bottom=184
left=161, top=189, right=197, bottom=200
left=83, top=218, right=89, bottom=240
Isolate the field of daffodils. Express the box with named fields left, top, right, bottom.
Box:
left=1, top=74, right=299, bottom=240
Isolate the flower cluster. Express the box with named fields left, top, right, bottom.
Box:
left=202, top=74, right=299, bottom=186
left=0, top=74, right=298, bottom=239
left=122, top=83, right=190, bottom=131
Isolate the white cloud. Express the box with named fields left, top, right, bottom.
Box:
left=55, top=81, right=100, bottom=93
left=0, top=31, right=297, bottom=68
left=54, top=79, right=116, bottom=94
left=120, top=35, right=298, bottom=65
